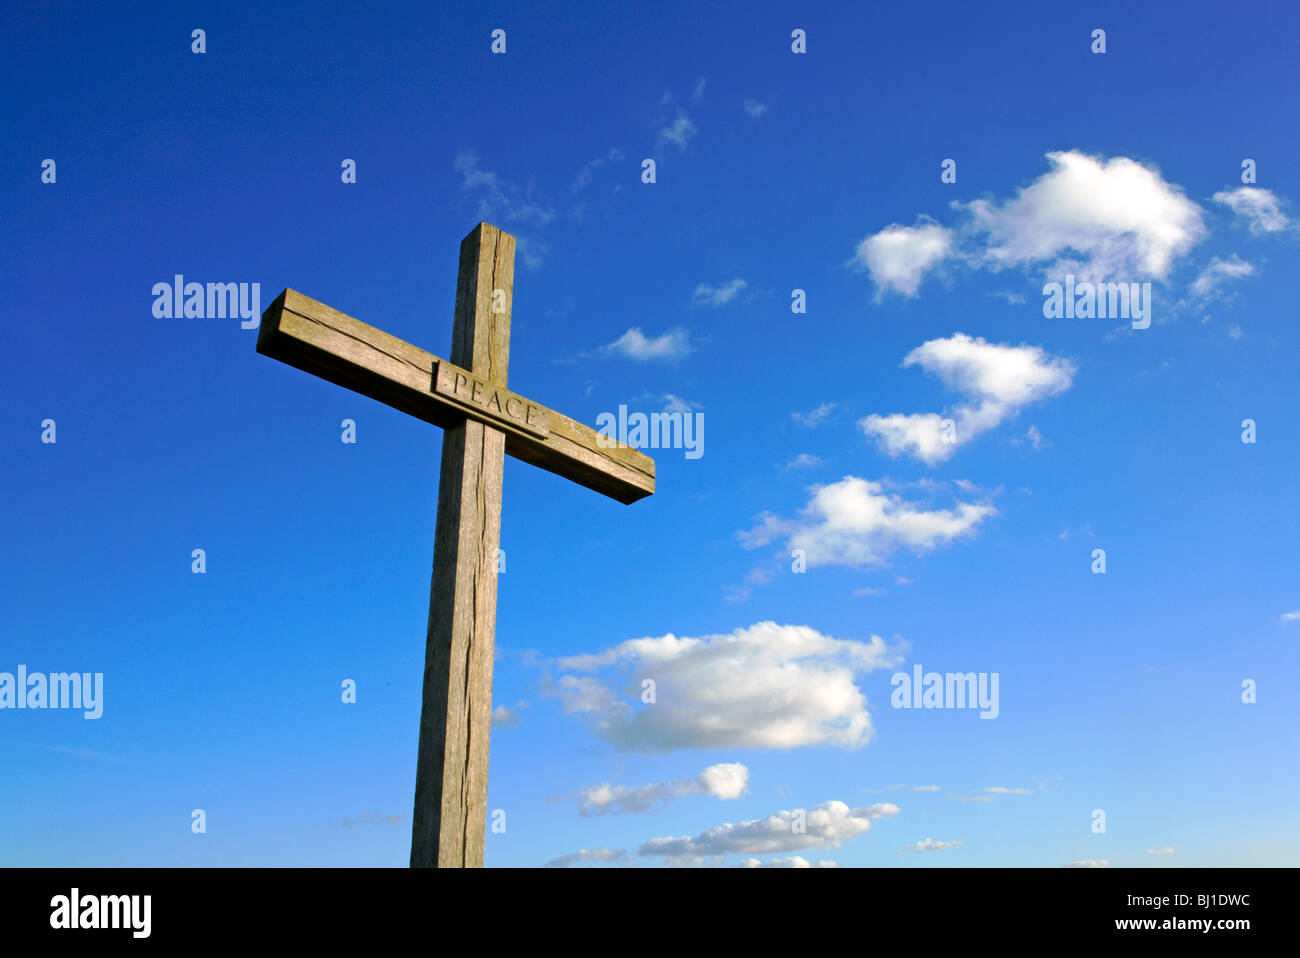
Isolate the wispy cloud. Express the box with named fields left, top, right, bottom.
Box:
left=1213, top=186, right=1290, bottom=234
left=343, top=812, right=403, bottom=826
left=544, top=847, right=631, bottom=868
left=453, top=150, right=555, bottom=227
left=692, top=278, right=747, bottom=306
left=782, top=453, right=826, bottom=471
left=899, top=837, right=963, bottom=854
left=792, top=402, right=837, bottom=427
left=1190, top=254, right=1256, bottom=298
left=575, top=763, right=748, bottom=815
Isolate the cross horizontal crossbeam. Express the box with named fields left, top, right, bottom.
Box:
left=256, top=289, right=654, bottom=504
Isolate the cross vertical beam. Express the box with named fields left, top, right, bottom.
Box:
left=410, top=224, right=514, bottom=867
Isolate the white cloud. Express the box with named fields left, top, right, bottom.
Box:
left=1213, top=186, right=1290, bottom=234
left=851, top=218, right=954, bottom=297
left=1281, top=610, right=1300, bottom=623
left=783, top=453, right=826, bottom=471
left=692, top=278, right=747, bottom=306
left=984, top=786, right=1033, bottom=795
left=738, top=856, right=838, bottom=868
left=453, top=150, right=555, bottom=227
left=741, top=476, right=995, bottom=569
left=572, top=148, right=625, bottom=192
left=860, top=334, right=1075, bottom=463
left=1191, top=255, right=1256, bottom=297
left=691, top=77, right=707, bottom=103
left=550, top=622, right=906, bottom=750
left=898, top=837, right=963, bottom=854
left=661, top=393, right=700, bottom=414
left=792, top=402, right=837, bottom=427
left=577, top=763, right=749, bottom=815
left=544, top=847, right=629, bottom=868
left=491, top=703, right=527, bottom=728
left=742, top=99, right=768, bottom=117
left=589, top=327, right=692, bottom=362
left=1227, top=323, right=1243, bottom=340
left=1147, top=847, right=1176, bottom=856
left=515, top=236, right=548, bottom=271
left=853, top=586, right=886, bottom=597
left=640, top=800, right=899, bottom=860
left=1065, top=859, right=1110, bottom=868
left=658, top=111, right=697, bottom=150
left=913, top=785, right=941, bottom=792
left=963, top=150, right=1206, bottom=281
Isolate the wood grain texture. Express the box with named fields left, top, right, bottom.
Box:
left=255, top=222, right=657, bottom=870
left=256, top=288, right=655, bottom=504
left=410, top=417, right=504, bottom=868
left=452, top=223, right=514, bottom=386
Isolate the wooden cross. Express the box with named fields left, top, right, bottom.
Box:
left=255, top=223, right=655, bottom=867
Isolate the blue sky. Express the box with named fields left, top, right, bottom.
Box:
left=3, top=0, right=1298, bottom=868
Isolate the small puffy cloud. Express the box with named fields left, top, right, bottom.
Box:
left=639, top=800, right=899, bottom=860
left=491, top=703, right=525, bottom=728
left=1066, top=859, right=1110, bottom=868
left=1280, top=610, right=1300, bottom=623
left=550, top=622, right=906, bottom=750
left=963, top=150, right=1206, bottom=280
left=860, top=334, right=1075, bottom=463
left=1213, top=186, right=1290, bottom=234
left=741, top=476, right=995, bottom=569
left=1147, top=847, right=1176, bottom=856
left=1190, top=255, right=1256, bottom=297
left=913, top=785, right=941, bottom=792
left=577, top=763, right=749, bottom=816
left=742, top=99, right=767, bottom=117
left=692, top=278, right=747, bottom=306
left=899, top=837, right=963, bottom=854
left=544, top=847, right=629, bottom=868
left=739, top=856, right=838, bottom=868
left=589, top=327, right=692, bottom=362
left=851, top=218, right=954, bottom=297
left=792, top=402, right=837, bottom=427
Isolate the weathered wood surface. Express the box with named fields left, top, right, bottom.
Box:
left=257, top=223, right=657, bottom=869
left=411, top=416, right=504, bottom=868
left=256, top=287, right=654, bottom=504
